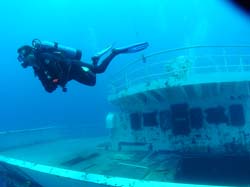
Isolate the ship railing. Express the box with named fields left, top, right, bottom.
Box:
left=108, top=45, right=250, bottom=94
left=0, top=125, right=106, bottom=152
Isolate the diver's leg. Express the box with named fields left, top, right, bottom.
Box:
left=92, top=44, right=113, bottom=66
left=70, top=62, right=96, bottom=86
left=70, top=60, right=96, bottom=72
left=92, top=51, right=117, bottom=74
left=91, top=56, right=99, bottom=67
left=92, top=42, right=149, bottom=74
left=77, top=71, right=96, bottom=86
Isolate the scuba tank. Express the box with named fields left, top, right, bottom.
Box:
left=32, top=39, right=82, bottom=60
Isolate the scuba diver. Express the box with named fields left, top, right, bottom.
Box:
left=17, top=39, right=149, bottom=93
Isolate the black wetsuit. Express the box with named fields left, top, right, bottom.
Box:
left=33, top=51, right=117, bottom=93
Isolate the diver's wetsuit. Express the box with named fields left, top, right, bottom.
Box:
left=33, top=51, right=117, bottom=92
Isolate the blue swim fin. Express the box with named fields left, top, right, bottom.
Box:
left=92, top=44, right=113, bottom=66
left=114, top=42, right=149, bottom=54
left=93, top=44, right=113, bottom=59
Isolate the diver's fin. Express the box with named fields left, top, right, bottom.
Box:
left=93, top=45, right=113, bottom=59
left=113, top=42, right=149, bottom=54
left=92, top=45, right=113, bottom=66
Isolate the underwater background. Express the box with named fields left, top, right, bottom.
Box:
left=0, top=0, right=249, bottom=131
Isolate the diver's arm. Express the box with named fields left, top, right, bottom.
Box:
left=38, top=52, right=66, bottom=82
left=34, top=68, right=58, bottom=93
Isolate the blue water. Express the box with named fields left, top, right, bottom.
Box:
left=0, top=0, right=249, bottom=131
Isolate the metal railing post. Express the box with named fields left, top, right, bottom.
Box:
left=125, top=72, right=129, bottom=90
left=240, top=56, right=243, bottom=72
